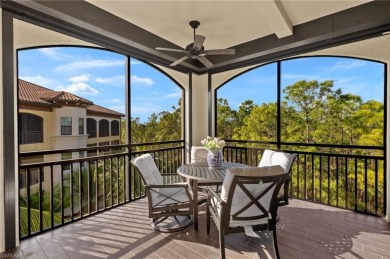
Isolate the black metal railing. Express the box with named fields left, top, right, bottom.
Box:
left=224, top=140, right=386, bottom=217
left=18, top=140, right=185, bottom=238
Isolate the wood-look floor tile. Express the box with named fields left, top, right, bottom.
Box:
left=17, top=198, right=390, bottom=259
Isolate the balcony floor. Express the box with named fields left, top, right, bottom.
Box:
left=11, top=199, right=390, bottom=259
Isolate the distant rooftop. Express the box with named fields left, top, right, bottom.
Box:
left=18, top=79, right=124, bottom=117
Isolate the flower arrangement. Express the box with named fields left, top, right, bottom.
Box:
left=201, top=136, right=226, bottom=151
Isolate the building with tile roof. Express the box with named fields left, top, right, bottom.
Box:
left=18, top=79, right=124, bottom=160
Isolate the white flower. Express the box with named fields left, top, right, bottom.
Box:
left=201, top=136, right=226, bottom=151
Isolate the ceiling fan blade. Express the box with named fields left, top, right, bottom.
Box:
left=156, top=47, right=186, bottom=53
left=196, top=56, right=213, bottom=68
left=193, top=35, right=206, bottom=50
left=170, top=56, right=189, bottom=66
left=201, top=49, right=235, bottom=56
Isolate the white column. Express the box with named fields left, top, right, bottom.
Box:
left=191, top=74, right=209, bottom=146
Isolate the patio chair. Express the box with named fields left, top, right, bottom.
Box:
left=131, top=153, right=194, bottom=232
left=191, top=146, right=221, bottom=200
left=258, top=149, right=297, bottom=206
left=191, top=146, right=208, bottom=163
left=206, top=166, right=287, bottom=259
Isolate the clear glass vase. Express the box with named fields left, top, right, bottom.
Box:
left=207, top=149, right=223, bottom=168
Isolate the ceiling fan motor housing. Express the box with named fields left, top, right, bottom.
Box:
left=186, top=43, right=204, bottom=58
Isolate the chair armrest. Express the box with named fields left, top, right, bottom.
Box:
left=206, top=186, right=224, bottom=204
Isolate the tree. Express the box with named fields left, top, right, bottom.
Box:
left=283, top=80, right=337, bottom=143
left=216, top=98, right=238, bottom=139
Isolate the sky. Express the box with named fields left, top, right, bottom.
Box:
left=218, top=57, right=384, bottom=109
left=18, top=47, right=181, bottom=123
left=18, top=47, right=384, bottom=122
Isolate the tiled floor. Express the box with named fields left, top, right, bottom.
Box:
left=3, top=199, right=390, bottom=259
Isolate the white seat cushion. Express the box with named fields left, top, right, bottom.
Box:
left=191, top=146, right=208, bottom=163
left=132, top=154, right=163, bottom=185
left=258, top=149, right=295, bottom=174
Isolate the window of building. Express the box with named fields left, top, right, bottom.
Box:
left=99, top=119, right=109, bottom=137
left=111, top=140, right=120, bottom=145
left=19, top=113, right=43, bottom=144
left=79, top=118, right=84, bottom=135
left=87, top=118, right=97, bottom=138
left=111, top=120, right=120, bottom=136
left=61, top=117, right=72, bottom=135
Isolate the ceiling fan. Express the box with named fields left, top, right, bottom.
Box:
left=156, top=20, right=235, bottom=68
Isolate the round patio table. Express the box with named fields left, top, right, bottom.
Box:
left=177, top=161, right=250, bottom=230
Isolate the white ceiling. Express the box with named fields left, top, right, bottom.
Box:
left=86, top=0, right=371, bottom=50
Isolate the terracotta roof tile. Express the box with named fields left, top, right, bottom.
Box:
left=19, top=79, right=123, bottom=117
left=19, top=80, right=53, bottom=105
left=87, top=104, right=125, bottom=117
left=19, top=79, right=93, bottom=105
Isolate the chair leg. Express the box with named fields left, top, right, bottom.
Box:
left=219, top=229, right=225, bottom=259
left=206, top=204, right=210, bottom=235
left=272, top=228, right=280, bottom=259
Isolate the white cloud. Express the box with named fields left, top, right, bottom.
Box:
left=37, top=48, right=68, bottom=60
left=131, top=60, right=142, bottom=65
left=19, top=75, right=56, bottom=88
left=131, top=75, right=154, bottom=86
left=282, top=73, right=318, bottom=80
left=55, top=59, right=125, bottom=71
left=56, top=82, right=99, bottom=95
left=165, top=89, right=182, bottom=98
left=320, top=60, right=365, bottom=72
left=96, top=75, right=125, bottom=86
left=68, top=74, right=90, bottom=83
left=112, top=98, right=122, bottom=103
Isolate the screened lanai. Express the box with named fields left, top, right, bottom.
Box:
left=1, top=0, right=390, bottom=258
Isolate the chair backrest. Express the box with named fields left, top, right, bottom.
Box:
left=131, top=153, right=163, bottom=185
left=220, top=166, right=286, bottom=228
left=191, top=146, right=208, bottom=163
left=258, top=149, right=297, bottom=174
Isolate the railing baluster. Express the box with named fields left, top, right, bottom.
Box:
left=345, top=157, right=348, bottom=209
left=327, top=156, right=330, bottom=205
left=79, top=162, right=82, bottom=218
left=27, top=168, right=31, bottom=236
left=116, top=157, right=119, bottom=205
left=364, top=158, right=368, bottom=213
left=70, top=163, right=74, bottom=221
left=95, top=160, right=98, bottom=212
left=304, top=154, right=307, bottom=200
left=311, top=154, right=314, bottom=201
left=355, top=157, right=358, bottom=211
left=336, top=156, right=339, bottom=207
left=61, top=166, right=64, bottom=225
left=87, top=161, right=90, bottom=215
left=39, top=166, right=43, bottom=232
left=50, top=165, right=54, bottom=228
left=110, top=157, right=113, bottom=207
left=319, top=155, right=322, bottom=203
left=375, top=159, right=378, bottom=214
left=103, top=158, right=106, bottom=209
left=297, top=154, right=300, bottom=199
